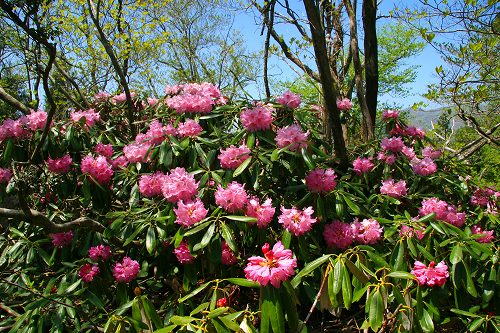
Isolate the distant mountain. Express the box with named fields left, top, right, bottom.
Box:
left=405, top=106, right=465, bottom=130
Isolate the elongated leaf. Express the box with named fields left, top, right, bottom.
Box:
left=142, top=296, right=163, bottom=329
left=184, top=220, right=212, bottom=236
left=225, top=215, right=257, bottom=222
left=170, top=316, right=196, bottom=326
left=263, top=286, right=285, bottom=333
left=291, top=255, right=330, bottom=288
left=193, top=223, right=216, bottom=251
left=301, top=147, right=315, bottom=170
left=178, top=281, right=212, bottom=302
left=224, top=278, right=259, bottom=288
left=369, top=290, right=384, bottom=332
left=233, top=157, right=252, bottom=177
left=345, top=258, right=369, bottom=284
left=387, top=271, right=416, bottom=280
left=220, top=223, right=237, bottom=253
left=450, top=244, right=463, bottom=265
left=450, top=308, right=481, bottom=318
left=341, top=266, right=352, bottom=309
left=333, top=259, right=343, bottom=295
left=146, top=226, right=157, bottom=255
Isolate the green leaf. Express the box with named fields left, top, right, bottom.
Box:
left=387, top=271, right=416, bottom=280
left=391, top=241, right=405, bottom=272
left=146, top=226, right=157, bottom=255
left=225, top=215, right=257, bottom=222
left=233, top=157, right=252, bottom=177
left=193, top=222, right=216, bottom=251
left=219, top=315, right=241, bottom=331
left=281, top=230, right=292, bottom=249
left=263, top=286, right=285, bottom=333
left=341, top=266, right=352, bottom=309
left=85, top=290, right=105, bottom=310
left=224, top=278, right=259, bottom=288
left=178, top=281, right=212, bottom=302
left=463, top=261, right=478, bottom=297
left=153, top=326, right=177, bottom=333
left=207, top=307, right=229, bottom=319
left=300, top=147, right=315, bottom=170
left=449, top=244, right=463, bottom=265
left=345, top=258, right=369, bottom=284
left=450, top=308, right=481, bottom=318
left=184, top=220, right=212, bottom=236
left=170, top=315, right=196, bottom=326
left=469, top=317, right=485, bottom=331
left=291, top=255, right=330, bottom=288
left=332, top=259, right=343, bottom=295
left=341, top=194, right=361, bottom=215
left=142, top=296, right=163, bottom=329
left=420, top=309, right=434, bottom=332
left=3, top=139, right=13, bottom=163
left=369, top=290, right=384, bottom=332
left=352, top=284, right=369, bottom=303
left=220, top=223, right=237, bottom=253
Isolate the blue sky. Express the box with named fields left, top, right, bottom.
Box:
left=231, top=0, right=444, bottom=110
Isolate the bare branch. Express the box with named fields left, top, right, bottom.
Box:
left=0, top=85, right=30, bottom=114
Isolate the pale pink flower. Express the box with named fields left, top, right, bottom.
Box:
left=0, top=117, right=30, bottom=141
left=221, top=241, right=237, bottom=265
left=70, top=109, right=101, bottom=127
left=123, top=142, right=152, bottom=163
left=166, top=84, right=221, bottom=114
left=81, top=155, right=114, bottom=185
left=79, top=263, right=100, bottom=282
left=174, top=198, right=208, bottom=227
left=49, top=231, right=73, bottom=248
left=94, top=91, right=110, bottom=102
left=404, top=126, right=425, bottom=139
left=147, top=97, right=159, bottom=106
left=353, top=157, right=374, bottom=175
left=411, top=157, right=437, bottom=176
left=240, top=105, right=274, bottom=131
left=26, top=110, right=47, bottom=131
left=382, top=109, right=399, bottom=121
left=401, top=146, right=416, bottom=160
left=276, top=91, right=301, bottom=109
left=162, top=167, right=199, bottom=203
left=336, top=98, right=353, bottom=111
left=145, top=120, right=169, bottom=145
left=305, top=168, right=337, bottom=193
left=419, top=198, right=466, bottom=227
left=278, top=206, right=317, bottom=236
left=275, top=124, right=309, bottom=152
left=244, top=241, right=297, bottom=288
left=378, top=152, right=396, bottom=165
left=113, top=257, right=140, bottom=283
left=139, top=172, right=165, bottom=198
left=47, top=154, right=73, bottom=174
left=218, top=144, right=251, bottom=169
left=165, top=84, right=183, bottom=95
left=352, top=218, right=383, bottom=245
left=246, top=197, right=275, bottom=228
left=380, top=179, right=407, bottom=198
left=215, top=181, right=248, bottom=213
left=400, top=225, right=425, bottom=240
left=94, top=143, right=113, bottom=159
left=174, top=240, right=195, bottom=264
left=88, top=244, right=112, bottom=261
left=471, top=225, right=494, bottom=243
left=0, top=168, right=13, bottom=184
left=112, top=91, right=136, bottom=104
left=421, top=146, right=442, bottom=160
left=381, top=137, right=405, bottom=153
left=323, top=220, right=354, bottom=249
left=176, top=119, right=203, bottom=137
left=411, top=261, right=449, bottom=287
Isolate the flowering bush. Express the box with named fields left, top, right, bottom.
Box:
left=0, top=83, right=497, bottom=333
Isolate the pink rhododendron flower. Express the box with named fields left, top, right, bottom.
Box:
left=94, top=91, right=110, bottom=102
left=244, top=241, right=297, bottom=288
left=113, top=257, right=140, bottom=283
left=421, top=146, right=442, bottom=160
left=278, top=206, right=317, bottom=236
left=123, top=142, right=152, bottom=163
left=218, top=144, right=251, bottom=169
left=352, top=218, right=383, bottom=245
left=419, top=198, right=466, bottom=227
left=79, top=263, right=100, bottom=282
left=174, top=198, right=208, bottom=227
left=336, top=98, right=353, bottom=111
left=377, top=151, right=396, bottom=165
left=49, top=231, right=73, bottom=248
left=166, top=83, right=222, bottom=114
left=139, top=172, right=166, bottom=198
left=147, top=97, right=159, bottom=106
left=70, top=109, right=101, bottom=127
left=305, top=168, right=337, bottom=193
left=411, top=261, right=449, bottom=287
left=400, top=225, right=425, bottom=240
left=276, top=91, right=301, bottom=109
left=89, top=244, right=112, bottom=261
left=174, top=240, right=195, bottom=264
left=240, top=104, right=274, bottom=131
left=404, top=126, right=425, bottom=139
left=111, top=156, right=129, bottom=169
left=112, top=91, right=136, bottom=104
left=381, top=137, right=405, bottom=153
left=401, top=146, right=416, bottom=160
left=144, top=120, right=169, bottom=145
left=215, top=181, right=248, bottom=213
left=26, top=110, right=47, bottom=131
left=470, top=186, right=499, bottom=214
left=471, top=225, right=494, bottom=243
left=47, top=154, right=73, bottom=174
left=382, top=109, right=399, bottom=121
left=246, top=197, right=275, bottom=228
left=411, top=157, right=437, bottom=176
left=176, top=119, right=203, bottom=137
left=221, top=241, right=237, bottom=265
left=0, top=117, right=30, bottom=141
left=162, top=167, right=199, bottom=203
left=94, top=143, right=113, bottom=159
left=353, top=157, right=374, bottom=175
left=380, top=179, right=407, bottom=198
left=275, top=124, right=309, bottom=151
left=323, top=220, right=354, bottom=249
left=0, top=168, right=13, bottom=184
left=80, top=155, right=114, bottom=185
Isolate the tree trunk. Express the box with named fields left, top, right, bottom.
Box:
left=362, top=0, right=378, bottom=135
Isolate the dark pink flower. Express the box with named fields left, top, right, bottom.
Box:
left=215, top=181, right=248, bottom=213
left=174, top=198, right=208, bottom=227
left=49, top=231, right=73, bottom=248
left=323, top=220, right=354, bottom=249
left=79, top=263, right=100, bottom=282
left=278, top=206, right=317, bottom=236
left=411, top=261, right=449, bottom=287
left=176, top=119, right=203, bottom=137
left=162, top=167, right=199, bottom=203
left=275, top=124, right=309, bottom=152
left=221, top=241, right=237, bottom=265
left=382, top=109, right=399, bottom=121
left=336, top=98, right=353, bottom=111
left=305, top=168, right=337, bottom=193
left=88, top=244, right=112, bottom=261
left=80, top=155, right=114, bottom=185
left=174, top=240, right=195, bottom=264
left=471, top=225, right=494, bottom=243
left=240, top=104, right=274, bottom=131
left=352, top=219, right=383, bottom=245
left=400, top=225, right=425, bottom=240
left=139, top=172, right=166, bottom=197
left=47, top=154, right=73, bottom=174
left=421, top=146, right=442, bottom=160
left=380, top=179, right=407, bottom=198
left=381, top=137, right=405, bottom=153
left=113, top=257, right=140, bottom=283
left=246, top=197, right=275, bottom=228
left=70, top=109, right=101, bottom=127
left=411, top=157, right=437, bottom=176
left=94, top=143, right=113, bottom=159
left=0, top=168, right=13, bottom=184
left=276, top=91, right=301, bottom=109
left=353, top=157, right=374, bottom=175
left=26, top=110, right=47, bottom=131
left=218, top=144, right=251, bottom=169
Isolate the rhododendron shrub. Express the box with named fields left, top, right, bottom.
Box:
left=0, top=83, right=497, bottom=333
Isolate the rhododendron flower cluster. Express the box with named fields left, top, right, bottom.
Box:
left=276, top=90, right=301, bottom=109
left=401, top=146, right=416, bottom=160
left=49, top=231, right=73, bottom=248
left=419, top=198, right=466, bottom=227
left=323, top=220, right=354, bottom=249
left=70, top=109, right=101, bottom=127
left=123, top=137, right=152, bottom=163
left=113, top=257, right=140, bottom=283
left=471, top=225, right=494, bottom=243
left=174, top=240, right=195, bottom=264
left=411, top=261, right=449, bottom=287
left=380, top=179, right=407, bottom=198
left=278, top=206, right=317, bottom=236
left=382, top=109, right=399, bottom=121
left=0, top=168, right=13, bottom=184
left=47, top=154, right=73, bottom=174
left=275, top=124, right=309, bottom=151
left=94, top=143, right=113, bottom=159
left=305, top=168, right=337, bottom=193
left=147, top=97, right=159, bottom=106
left=79, top=263, right=100, bottom=282
left=352, top=157, right=374, bottom=175
left=176, top=119, right=203, bottom=137
left=352, top=218, right=383, bottom=245
left=215, top=181, right=248, bottom=213
left=244, top=241, right=297, bottom=288
left=88, top=245, right=112, bottom=261
left=377, top=151, right=396, bottom=165
left=411, top=157, right=437, bottom=176
left=400, top=225, right=425, bottom=240
left=111, top=91, right=136, bottom=104
left=94, top=91, right=110, bottom=102
left=80, top=155, right=114, bottom=185
left=403, top=126, right=425, bottom=139
left=421, top=146, right=442, bottom=160
left=240, top=104, right=274, bottom=131
left=162, top=167, right=199, bottom=203
left=139, top=172, right=165, bottom=197
left=166, top=82, right=223, bottom=114
left=221, top=241, right=237, bottom=265
left=218, top=144, right=251, bottom=169
left=246, top=197, right=276, bottom=228
left=381, top=137, right=405, bottom=152
left=26, top=110, right=48, bottom=131
left=470, top=186, right=499, bottom=214
left=0, top=117, right=29, bottom=141
left=111, top=156, right=129, bottom=169
left=174, top=198, right=208, bottom=227
left=336, top=98, right=353, bottom=111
